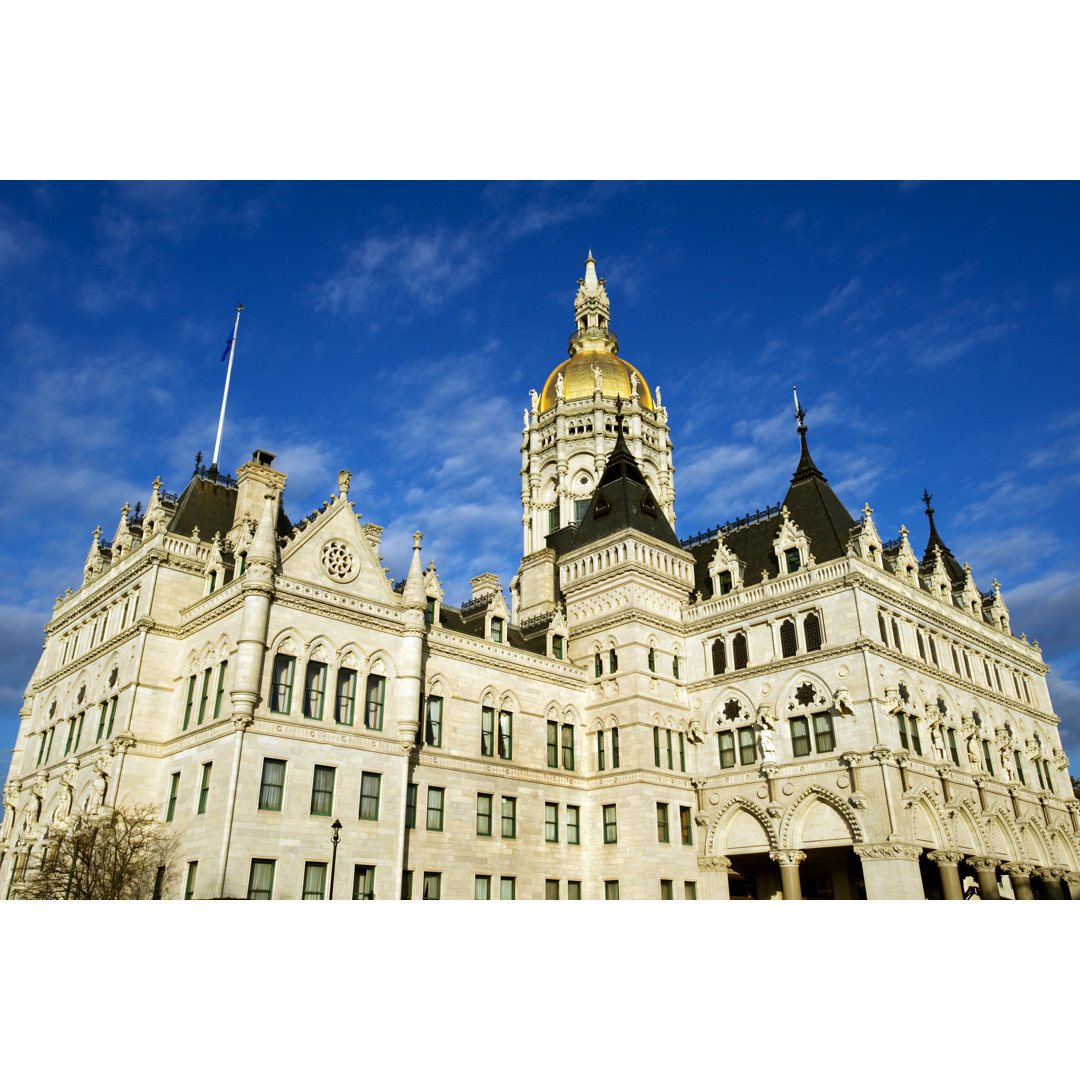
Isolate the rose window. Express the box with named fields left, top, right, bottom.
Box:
left=321, top=540, right=357, bottom=582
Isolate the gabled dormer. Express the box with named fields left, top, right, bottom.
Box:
left=958, top=562, right=982, bottom=618
left=707, top=532, right=745, bottom=594
left=849, top=503, right=884, bottom=567
left=886, top=525, right=920, bottom=585
left=111, top=503, right=134, bottom=563
left=922, top=546, right=953, bottom=604
left=772, top=505, right=814, bottom=575
left=423, top=560, right=444, bottom=627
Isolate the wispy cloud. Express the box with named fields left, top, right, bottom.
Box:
left=806, top=277, right=860, bottom=322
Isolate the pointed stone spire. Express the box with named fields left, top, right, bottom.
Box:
left=247, top=493, right=279, bottom=567
left=401, top=531, right=427, bottom=610
left=570, top=252, right=617, bottom=355
left=919, top=489, right=964, bottom=584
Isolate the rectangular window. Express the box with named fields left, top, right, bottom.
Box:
left=546, top=879, right=560, bottom=900
left=358, top=771, right=381, bottom=821
left=666, top=729, right=674, bottom=770
left=213, top=660, right=228, bottom=718
left=476, top=793, right=493, bottom=836
left=95, top=702, right=108, bottom=743
left=609, top=647, right=618, bottom=672
left=36, top=731, right=46, bottom=767
left=153, top=865, right=166, bottom=900
left=1044, top=759, right=1055, bottom=793
left=679, top=732, right=686, bottom=772
left=197, top=668, right=211, bottom=725
left=982, top=739, right=994, bottom=775
left=567, top=805, right=580, bottom=845
left=680, top=805, right=693, bottom=845
left=475, top=874, right=491, bottom=899
left=791, top=717, right=812, bottom=758
left=45, top=725, right=55, bottom=761
left=684, top=881, right=697, bottom=900
left=604, top=880, right=620, bottom=900
left=334, top=667, right=357, bottom=725
left=501, top=796, right=517, bottom=839
left=545, top=802, right=559, bottom=842
left=908, top=716, right=922, bottom=756
left=197, top=762, right=212, bottom=814
left=561, top=724, right=574, bottom=770
left=603, top=803, right=617, bottom=844
left=596, top=730, right=606, bottom=771
left=948, top=728, right=960, bottom=766
left=611, top=726, right=620, bottom=768
left=660, top=879, right=673, bottom=900
left=499, top=876, right=515, bottom=900
left=105, top=696, right=117, bottom=739
left=72, top=713, right=84, bottom=753
left=481, top=706, right=495, bottom=757
left=738, top=726, right=756, bottom=766
left=401, top=870, right=413, bottom=900
left=648, top=647, right=656, bottom=672
left=426, top=787, right=445, bottom=831
left=718, top=730, right=736, bottom=769
left=364, top=674, right=385, bottom=730
left=898, top=713, right=909, bottom=751
left=303, top=661, right=327, bottom=720
left=424, top=696, right=443, bottom=747
left=405, top=783, right=417, bottom=829
left=302, top=862, right=327, bottom=900
left=259, top=758, right=286, bottom=811
left=497, top=711, right=513, bottom=759
left=785, top=547, right=801, bottom=572
left=673, top=655, right=680, bottom=680
left=310, top=765, right=336, bottom=816
left=63, top=717, right=75, bottom=755
left=425, top=596, right=435, bottom=624
left=270, top=654, right=294, bottom=713
left=812, top=713, right=836, bottom=754
left=183, top=674, right=196, bottom=729
left=491, top=617, right=503, bottom=643
left=568, top=881, right=582, bottom=900
left=353, top=864, right=375, bottom=900
left=656, top=803, right=670, bottom=843
left=963, top=653, right=973, bottom=680
left=552, top=635, right=563, bottom=660
left=166, top=772, right=179, bottom=822
left=184, top=860, right=198, bottom=900
left=247, top=859, right=276, bottom=900
left=654, top=726, right=661, bottom=767
left=595, top=652, right=603, bottom=677
left=422, top=872, right=441, bottom=900
left=548, top=721, right=559, bottom=768
left=1013, top=751, right=1026, bottom=786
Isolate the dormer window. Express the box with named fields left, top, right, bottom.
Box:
left=552, top=635, right=564, bottom=660
left=717, top=571, right=732, bottom=595
left=490, top=618, right=504, bottom=644
left=784, top=548, right=801, bottom=573
left=426, top=597, right=435, bottom=624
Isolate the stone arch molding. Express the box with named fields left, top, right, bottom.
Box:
left=778, top=671, right=833, bottom=718
left=779, top=785, right=865, bottom=849
left=903, top=784, right=952, bottom=850
left=985, top=807, right=1024, bottom=861
left=708, top=689, right=754, bottom=731
left=707, top=795, right=779, bottom=855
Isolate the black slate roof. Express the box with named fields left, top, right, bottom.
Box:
left=169, top=474, right=292, bottom=544
left=920, top=506, right=966, bottom=585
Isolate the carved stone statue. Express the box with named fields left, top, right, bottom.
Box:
left=2, top=782, right=18, bottom=840
left=523, top=409, right=530, bottom=428
left=654, top=385, right=662, bottom=408
left=930, top=722, right=945, bottom=760
left=756, top=706, right=777, bottom=763
left=883, top=689, right=903, bottom=716
left=555, top=372, right=565, bottom=399
left=91, top=750, right=112, bottom=810
left=962, top=718, right=980, bottom=767
left=832, top=688, right=854, bottom=716
left=629, top=371, right=639, bottom=398
left=591, top=363, right=603, bottom=391
left=687, top=718, right=704, bottom=744
left=337, top=469, right=352, bottom=498
left=529, top=388, right=539, bottom=410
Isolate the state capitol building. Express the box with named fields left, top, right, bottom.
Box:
left=3, top=255, right=1077, bottom=900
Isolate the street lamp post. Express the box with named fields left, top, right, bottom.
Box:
left=329, top=818, right=342, bottom=900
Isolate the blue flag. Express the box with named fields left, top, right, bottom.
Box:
left=220, top=337, right=233, bottom=362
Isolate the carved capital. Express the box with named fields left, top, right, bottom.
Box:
left=854, top=842, right=923, bottom=862
left=1031, top=866, right=1064, bottom=882
left=760, top=764, right=780, bottom=780
left=840, top=752, right=861, bottom=768
left=1002, top=862, right=1035, bottom=878
left=848, top=793, right=867, bottom=809
left=697, top=856, right=732, bottom=873
left=231, top=717, right=254, bottom=733
left=769, top=849, right=806, bottom=867
left=690, top=776, right=708, bottom=790
left=965, top=857, right=1000, bottom=873
left=694, top=813, right=710, bottom=827
left=1062, top=872, right=1080, bottom=885
left=926, top=849, right=963, bottom=867
left=936, top=765, right=953, bottom=780
left=111, top=732, right=136, bottom=753
left=894, top=751, right=910, bottom=767
left=870, top=744, right=893, bottom=763
left=766, top=802, right=783, bottom=818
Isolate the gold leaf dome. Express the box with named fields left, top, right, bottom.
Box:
left=538, top=349, right=654, bottom=412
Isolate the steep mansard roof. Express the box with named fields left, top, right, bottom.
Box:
left=569, top=419, right=681, bottom=551
left=685, top=424, right=856, bottom=597
left=169, top=473, right=292, bottom=542
left=920, top=502, right=966, bottom=586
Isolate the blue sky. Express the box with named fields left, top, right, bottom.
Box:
left=1, top=181, right=1078, bottom=768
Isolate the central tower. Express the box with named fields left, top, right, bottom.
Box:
left=515, top=255, right=677, bottom=622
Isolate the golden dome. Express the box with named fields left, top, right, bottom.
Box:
left=539, top=349, right=654, bottom=412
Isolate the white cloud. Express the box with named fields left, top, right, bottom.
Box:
left=807, top=277, right=860, bottom=322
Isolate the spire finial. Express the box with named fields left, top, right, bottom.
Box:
left=793, top=386, right=806, bottom=431
left=922, top=488, right=934, bottom=515
left=789, top=386, right=824, bottom=484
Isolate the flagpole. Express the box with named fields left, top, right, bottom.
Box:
left=211, top=304, right=243, bottom=472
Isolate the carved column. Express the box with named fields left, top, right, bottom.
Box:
left=936, top=766, right=953, bottom=805
left=966, top=857, right=1001, bottom=900
left=761, top=765, right=781, bottom=817
left=926, top=849, right=964, bottom=900
left=894, top=751, right=910, bottom=793
left=697, top=855, right=731, bottom=900
left=870, top=745, right=900, bottom=839
left=854, top=842, right=925, bottom=900
left=1003, top=862, right=1035, bottom=900
left=770, top=850, right=806, bottom=900
left=973, top=774, right=989, bottom=813
left=215, top=717, right=252, bottom=899
left=840, top=752, right=866, bottom=808
left=1062, top=872, right=1080, bottom=900
left=1033, top=867, right=1066, bottom=901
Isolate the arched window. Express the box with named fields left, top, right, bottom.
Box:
left=878, top=612, right=888, bottom=644
left=804, top=612, right=822, bottom=652
left=780, top=619, right=797, bottom=658
left=732, top=633, right=748, bottom=670
left=891, top=619, right=902, bottom=651
left=711, top=638, right=726, bottom=675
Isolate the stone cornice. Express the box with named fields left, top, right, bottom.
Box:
left=29, top=621, right=148, bottom=695
left=425, top=631, right=588, bottom=688
left=686, top=638, right=865, bottom=695
left=854, top=842, right=923, bottom=861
